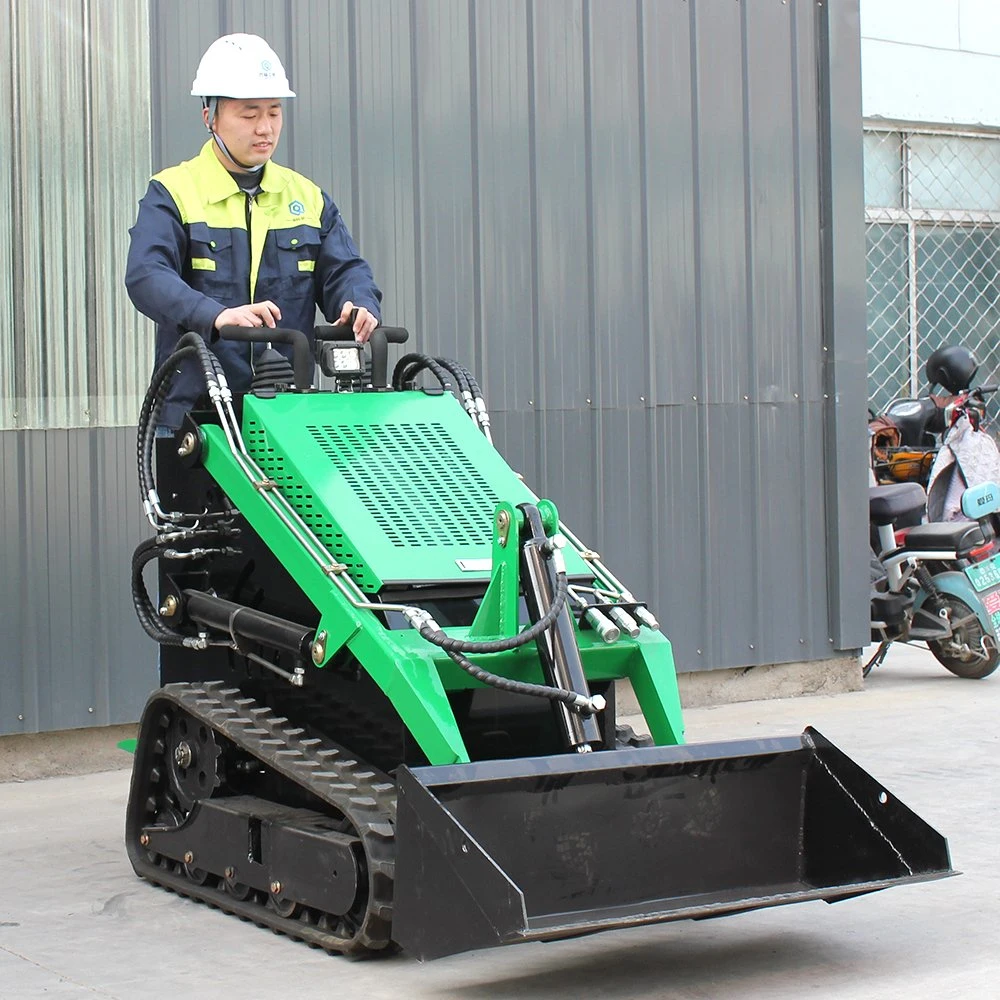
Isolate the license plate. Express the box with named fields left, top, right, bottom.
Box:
left=965, top=552, right=1000, bottom=592
left=965, top=554, right=1000, bottom=635
left=981, top=589, right=1000, bottom=634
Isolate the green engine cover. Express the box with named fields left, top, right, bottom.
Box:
left=242, top=391, right=586, bottom=592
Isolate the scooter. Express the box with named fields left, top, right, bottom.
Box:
left=869, top=345, right=995, bottom=487
left=868, top=479, right=1000, bottom=679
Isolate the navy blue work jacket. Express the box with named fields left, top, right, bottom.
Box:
left=126, top=140, right=382, bottom=428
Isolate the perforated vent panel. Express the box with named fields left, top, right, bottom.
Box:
left=244, top=420, right=368, bottom=586
left=307, top=422, right=500, bottom=548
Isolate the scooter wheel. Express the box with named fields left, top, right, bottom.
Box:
left=927, top=597, right=1000, bottom=679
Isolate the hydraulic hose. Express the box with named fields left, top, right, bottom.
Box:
left=136, top=332, right=227, bottom=512
left=131, top=538, right=189, bottom=646
left=418, top=572, right=570, bottom=654
left=137, top=345, right=200, bottom=503
left=391, top=353, right=454, bottom=391
left=430, top=357, right=471, bottom=396
left=392, top=353, right=492, bottom=441
left=443, top=358, right=491, bottom=439
left=134, top=333, right=240, bottom=648
left=391, top=354, right=428, bottom=388
left=441, top=648, right=602, bottom=713
left=131, top=536, right=242, bottom=647
left=413, top=573, right=602, bottom=714
left=461, top=364, right=484, bottom=401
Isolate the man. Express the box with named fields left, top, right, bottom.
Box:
left=126, top=33, right=381, bottom=431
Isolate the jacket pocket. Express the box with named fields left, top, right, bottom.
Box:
left=274, top=227, right=321, bottom=278
left=187, top=223, right=233, bottom=290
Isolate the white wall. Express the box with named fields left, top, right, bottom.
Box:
left=862, top=0, right=1000, bottom=127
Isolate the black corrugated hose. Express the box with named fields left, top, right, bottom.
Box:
left=131, top=538, right=189, bottom=645
left=133, top=333, right=235, bottom=644
left=392, top=354, right=483, bottom=406
left=136, top=332, right=228, bottom=511
left=441, top=647, right=593, bottom=711
left=391, top=353, right=455, bottom=392
left=417, top=572, right=596, bottom=711
left=419, top=571, right=568, bottom=654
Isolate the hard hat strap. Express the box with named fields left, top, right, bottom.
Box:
left=202, top=97, right=265, bottom=175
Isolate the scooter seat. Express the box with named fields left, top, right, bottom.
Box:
left=901, top=519, right=991, bottom=554
left=869, top=483, right=927, bottom=526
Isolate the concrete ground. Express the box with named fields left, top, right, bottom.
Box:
left=0, top=642, right=996, bottom=999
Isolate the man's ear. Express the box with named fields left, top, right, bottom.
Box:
left=202, top=105, right=212, bottom=132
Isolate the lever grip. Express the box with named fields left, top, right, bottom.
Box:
left=313, top=324, right=410, bottom=344
left=216, top=326, right=311, bottom=390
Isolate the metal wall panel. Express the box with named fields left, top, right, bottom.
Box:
left=1, top=0, right=157, bottom=737
left=818, top=0, right=869, bottom=644
left=643, top=0, right=698, bottom=406
left=1, top=0, right=867, bottom=735
left=475, top=0, right=533, bottom=411
left=0, top=429, right=155, bottom=735
left=532, top=3, right=591, bottom=415
left=0, top=0, right=153, bottom=430
left=354, top=1, right=419, bottom=333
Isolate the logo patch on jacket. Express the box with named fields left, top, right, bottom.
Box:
left=289, top=200, right=305, bottom=216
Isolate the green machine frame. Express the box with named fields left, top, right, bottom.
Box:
left=197, top=390, right=684, bottom=765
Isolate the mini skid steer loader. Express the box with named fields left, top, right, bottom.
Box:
left=127, top=325, right=954, bottom=960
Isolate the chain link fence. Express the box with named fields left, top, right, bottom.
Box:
left=865, top=124, right=1000, bottom=413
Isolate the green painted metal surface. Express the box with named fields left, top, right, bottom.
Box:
left=240, top=392, right=587, bottom=592
left=468, top=501, right=521, bottom=639
left=197, top=390, right=685, bottom=764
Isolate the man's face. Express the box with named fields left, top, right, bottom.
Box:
left=205, top=98, right=283, bottom=168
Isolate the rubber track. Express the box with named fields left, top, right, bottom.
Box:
left=251, top=677, right=422, bottom=775
left=126, top=681, right=397, bottom=954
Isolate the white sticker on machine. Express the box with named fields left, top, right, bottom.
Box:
left=455, top=558, right=492, bottom=572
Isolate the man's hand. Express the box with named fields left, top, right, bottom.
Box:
left=333, top=301, right=378, bottom=343
left=214, top=301, right=282, bottom=330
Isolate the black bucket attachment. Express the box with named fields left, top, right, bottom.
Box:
left=393, top=728, right=954, bottom=960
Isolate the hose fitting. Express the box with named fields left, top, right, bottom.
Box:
left=583, top=607, right=621, bottom=643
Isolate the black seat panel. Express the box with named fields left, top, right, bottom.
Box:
left=869, top=483, right=927, bottom=526
left=902, top=520, right=988, bottom=554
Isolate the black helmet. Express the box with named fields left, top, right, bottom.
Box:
left=925, top=345, right=978, bottom=393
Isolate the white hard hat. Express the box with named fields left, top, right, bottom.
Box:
left=191, top=33, right=295, bottom=99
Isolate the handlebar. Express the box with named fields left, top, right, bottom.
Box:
left=216, top=326, right=311, bottom=390
left=216, top=323, right=411, bottom=392
left=313, top=325, right=409, bottom=345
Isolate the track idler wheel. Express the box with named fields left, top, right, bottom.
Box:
left=267, top=887, right=301, bottom=919
left=165, top=711, right=224, bottom=811
left=223, top=868, right=256, bottom=902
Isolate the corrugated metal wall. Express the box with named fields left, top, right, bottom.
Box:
left=1, top=0, right=156, bottom=736
left=0, top=0, right=154, bottom=430
left=0, top=0, right=868, bottom=736
left=0, top=428, right=149, bottom=733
